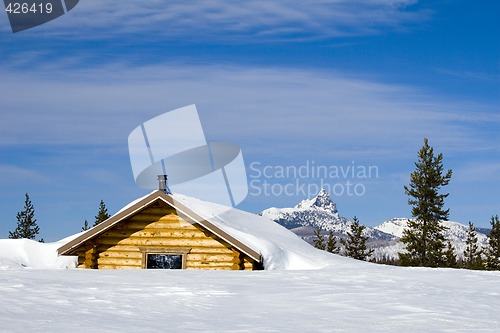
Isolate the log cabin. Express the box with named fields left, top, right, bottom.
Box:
left=57, top=190, right=263, bottom=270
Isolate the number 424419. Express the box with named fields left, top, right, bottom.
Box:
left=5, top=2, right=54, bottom=14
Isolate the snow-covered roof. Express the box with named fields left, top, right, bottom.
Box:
left=172, top=193, right=333, bottom=270
left=57, top=190, right=334, bottom=270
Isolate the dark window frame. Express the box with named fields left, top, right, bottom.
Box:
left=140, top=248, right=191, bottom=269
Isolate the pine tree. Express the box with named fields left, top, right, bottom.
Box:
left=485, top=215, right=500, bottom=270
left=82, top=219, right=90, bottom=231
left=313, top=228, right=325, bottom=250
left=463, top=222, right=483, bottom=270
left=93, top=200, right=110, bottom=227
left=9, top=193, right=41, bottom=240
left=340, top=216, right=373, bottom=261
left=443, top=241, right=457, bottom=268
left=326, top=231, right=340, bottom=254
left=399, top=138, right=452, bottom=267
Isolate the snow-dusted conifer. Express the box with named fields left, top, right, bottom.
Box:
left=485, top=215, right=500, bottom=270
left=82, top=219, right=90, bottom=231
left=463, top=222, right=483, bottom=270
left=399, top=138, right=452, bottom=267
left=313, top=228, right=325, bottom=250
left=443, top=241, right=457, bottom=268
left=326, top=231, right=340, bottom=254
left=9, top=193, right=40, bottom=240
left=341, top=216, right=373, bottom=261
left=93, top=200, right=110, bottom=227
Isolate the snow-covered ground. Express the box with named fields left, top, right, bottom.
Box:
left=0, top=244, right=499, bottom=332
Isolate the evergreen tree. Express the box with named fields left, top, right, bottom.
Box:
left=463, top=222, right=484, bottom=270
left=93, top=200, right=110, bottom=227
left=398, top=138, right=452, bottom=267
left=326, top=231, right=340, bottom=254
left=9, top=193, right=41, bottom=240
left=340, top=216, right=373, bottom=261
left=376, top=254, right=400, bottom=266
left=82, top=219, right=90, bottom=231
left=443, top=241, right=457, bottom=268
left=313, top=228, right=325, bottom=250
left=485, top=215, right=500, bottom=270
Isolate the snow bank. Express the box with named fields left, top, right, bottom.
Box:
left=0, top=235, right=79, bottom=270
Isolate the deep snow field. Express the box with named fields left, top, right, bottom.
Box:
left=1, top=250, right=499, bottom=332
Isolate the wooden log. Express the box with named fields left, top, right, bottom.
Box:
left=125, top=220, right=190, bottom=230
left=137, top=215, right=183, bottom=222
left=99, top=251, right=143, bottom=259
left=85, top=247, right=97, bottom=255
left=185, top=266, right=233, bottom=271
left=96, top=245, right=141, bottom=253
left=96, top=244, right=233, bottom=254
left=187, top=247, right=234, bottom=255
left=186, top=253, right=234, bottom=262
left=96, top=236, right=227, bottom=248
left=158, top=214, right=182, bottom=221
left=84, top=259, right=95, bottom=267
left=123, top=226, right=200, bottom=233
left=231, top=256, right=242, bottom=264
left=84, top=247, right=98, bottom=268
left=101, top=230, right=206, bottom=239
left=242, top=258, right=255, bottom=269
left=127, top=214, right=175, bottom=223
left=186, top=263, right=234, bottom=269
left=98, top=265, right=142, bottom=270
left=186, top=260, right=234, bottom=267
left=97, top=257, right=141, bottom=266
left=140, top=207, right=176, bottom=215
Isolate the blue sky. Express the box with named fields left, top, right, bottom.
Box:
left=0, top=1, right=499, bottom=241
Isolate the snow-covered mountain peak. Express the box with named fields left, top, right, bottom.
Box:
left=374, top=218, right=409, bottom=238
left=295, top=188, right=338, bottom=213
left=259, top=189, right=392, bottom=239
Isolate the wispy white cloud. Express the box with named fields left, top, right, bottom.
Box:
left=435, top=68, right=500, bottom=82
left=454, top=162, right=500, bottom=183
left=0, top=62, right=497, bottom=160
left=19, top=0, right=430, bottom=41
left=0, top=164, right=49, bottom=185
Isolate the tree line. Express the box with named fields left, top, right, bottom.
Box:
left=314, top=216, right=374, bottom=261
left=8, top=195, right=110, bottom=241
left=314, top=138, right=500, bottom=271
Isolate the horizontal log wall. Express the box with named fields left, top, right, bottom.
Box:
left=75, top=203, right=256, bottom=270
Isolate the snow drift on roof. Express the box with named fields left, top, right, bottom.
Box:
left=172, top=193, right=335, bottom=270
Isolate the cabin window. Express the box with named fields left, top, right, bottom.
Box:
left=146, top=254, right=183, bottom=269
left=140, top=248, right=191, bottom=269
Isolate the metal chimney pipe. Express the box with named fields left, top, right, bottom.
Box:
left=157, top=175, right=171, bottom=194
